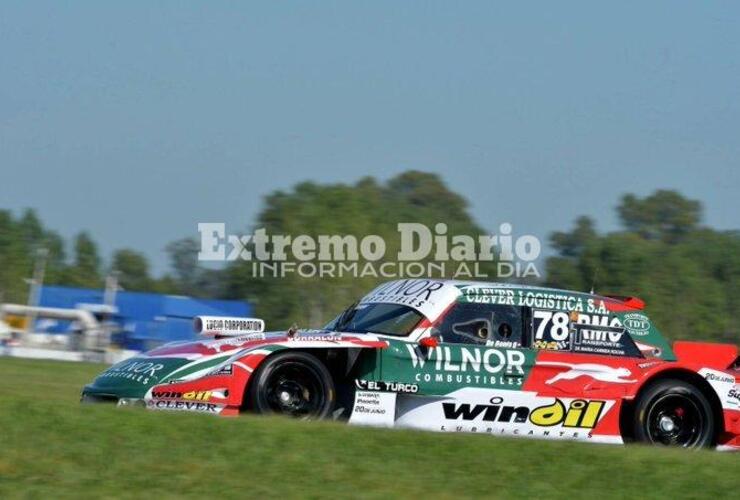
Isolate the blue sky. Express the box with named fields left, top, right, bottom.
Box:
left=2, top=2, right=739, bottom=274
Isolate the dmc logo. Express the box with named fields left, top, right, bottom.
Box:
left=578, top=328, right=623, bottom=343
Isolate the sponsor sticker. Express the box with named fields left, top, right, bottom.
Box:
left=151, top=390, right=214, bottom=401
left=355, top=379, right=419, bottom=394
left=623, top=313, right=651, bottom=336
left=727, top=388, right=740, bottom=407
left=461, top=287, right=611, bottom=315
left=288, top=334, right=342, bottom=342
left=404, top=344, right=526, bottom=388
left=537, top=361, right=635, bottom=384
left=704, top=371, right=735, bottom=384
left=394, top=388, right=615, bottom=440
left=349, top=390, right=397, bottom=427
left=207, top=364, right=233, bottom=376
left=441, top=396, right=606, bottom=429
left=361, top=279, right=461, bottom=318
left=699, top=369, right=738, bottom=410
left=147, top=400, right=222, bottom=413
left=98, top=360, right=165, bottom=385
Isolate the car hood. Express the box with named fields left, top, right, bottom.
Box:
left=84, top=330, right=385, bottom=399
left=85, top=356, right=193, bottom=399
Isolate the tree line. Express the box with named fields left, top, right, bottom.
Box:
left=0, top=172, right=736, bottom=343
left=0, top=210, right=215, bottom=301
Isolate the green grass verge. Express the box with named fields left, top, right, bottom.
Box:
left=0, top=357, right=738, bottom=499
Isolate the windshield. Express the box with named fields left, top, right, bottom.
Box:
left=326, top=303, right=423, bottom=336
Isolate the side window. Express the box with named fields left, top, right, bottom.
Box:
left=434, top=302, right=525, bottom=348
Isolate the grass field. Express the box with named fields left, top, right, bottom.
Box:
left=0, top=357, right=738, bottom=499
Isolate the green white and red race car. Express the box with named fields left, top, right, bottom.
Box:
left=82, top=279, right=740, bottom=449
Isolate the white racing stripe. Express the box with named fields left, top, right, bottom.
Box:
left=233, top=361, right=253, bottom=373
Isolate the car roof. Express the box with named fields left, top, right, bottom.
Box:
left=392, top=279, right=646, bottom=310
left=424, top=279, right=617, bottom=301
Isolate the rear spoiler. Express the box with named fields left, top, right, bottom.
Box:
left=673, top=341, right=739, bottom=369
left=603, top=295, right=646, bottom=311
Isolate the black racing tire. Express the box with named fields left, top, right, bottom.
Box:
left=633, top=379, right=715, bottom=448
left=246, top=351, right=335, bottom=419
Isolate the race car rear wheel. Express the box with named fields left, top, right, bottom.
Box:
left=247, top=351, right=335, bottom=419
left=633, top=379, right=714, bottom=448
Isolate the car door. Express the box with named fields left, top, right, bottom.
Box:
left=377, top=300, right=537, bottom=431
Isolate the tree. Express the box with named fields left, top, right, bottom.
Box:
left=64, top=232, right=102, bottom=288
left=0, top=209, right=70, bottom=302
left=0, top=210, right=29, bottom=302
left=550, top=216, right=597, bottom=259
left=112, top=249, right=152, bottom=292
left=547, top=190, right=737, bottom=342
left=617, top=190, right=701, bottom=242
left=163, top=237, right=225, bottom=298
left=224, top=171, right=496, bottom=329
left=18, top=208, right=44, bottom=245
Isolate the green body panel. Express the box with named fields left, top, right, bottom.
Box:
left=353, top=348, right=383, bottom=381
left=84, top=357, right=191, bottom=398
left=377, top=338, right=536, bottom=395
left=613, top=310, right=675, bottom=360
left=451, top=282, right=675, bottom=360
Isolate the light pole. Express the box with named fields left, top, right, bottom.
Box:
left=25, top=247, right=49, bottom=333
left=103, top=271, right=120, bottom=309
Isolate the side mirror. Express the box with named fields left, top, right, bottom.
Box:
left=419, top=336, right=439, bottom=348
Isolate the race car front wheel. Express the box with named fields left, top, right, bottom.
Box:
left=633, top=379, right=715, bottom=448
left=247, top=351, right=335, bottom=419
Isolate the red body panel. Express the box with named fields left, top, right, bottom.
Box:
left=673, top=341, right=738, bottom=369
left=523, top=348, right=740, bottom=447
left=145, top=333, right=388, bottom=415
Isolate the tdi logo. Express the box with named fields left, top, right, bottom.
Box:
left=442, top=397, right=605, bottom=429
left=623, top=313, right=650, bottom=335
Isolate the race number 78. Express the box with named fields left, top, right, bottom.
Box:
left=533, top=310, right=570, bottom=341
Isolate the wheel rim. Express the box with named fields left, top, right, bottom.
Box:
left=645, top=393, right=705, bottom=447
left=262, top=361, right=326, bottom=418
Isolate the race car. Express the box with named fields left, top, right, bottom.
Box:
left=82, top=279, right=740, bottom=450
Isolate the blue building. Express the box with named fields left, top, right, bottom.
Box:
left=37, top=285, right=252, bottom=350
